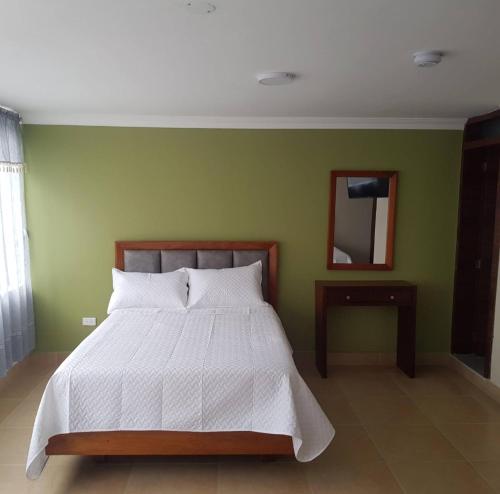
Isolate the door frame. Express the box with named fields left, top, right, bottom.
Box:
left=484, top=150, right=500, bottom=377
left=451, top=145, right=500, bottom=378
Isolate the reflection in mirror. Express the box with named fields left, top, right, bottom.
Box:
left=328, top=171, right=397, bottom=270
left=334, top=177, right=389, bottom=264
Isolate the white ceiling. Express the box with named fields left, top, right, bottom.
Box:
left=1, top=0, right=499, bottom=128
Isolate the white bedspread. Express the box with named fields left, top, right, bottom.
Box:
left=26, top=306, right=334, bottom=479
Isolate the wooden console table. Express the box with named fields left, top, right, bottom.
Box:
left=315, top=280, right=417, bottom=378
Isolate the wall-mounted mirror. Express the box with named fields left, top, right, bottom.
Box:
left=327, top=171, right=398, bottom=270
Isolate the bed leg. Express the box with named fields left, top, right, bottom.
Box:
left=260, top=455, right=278, bottom=463
left=93, top=456, right=109, bottom=463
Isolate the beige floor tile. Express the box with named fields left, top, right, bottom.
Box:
left=309, top=425, right=382, bottom=466
left=438, top=423, right=500, bottom=461
left=0, top=460, right=89, bottom=494
left=0, top=398, right=23, bottom=423
left=366, top=424, right=463, bottom=462
left=312, top=391, right=360, bottom=425
left=56, top=353, right=70, bottom=365
left=472, top=461, right=500, bottom=492
left=0, top=375, right=43, bottom=400
left=0, top=428, right=32, bottom=464
left=306, top=461, right=403, bottom=494
left=0, top=464, right=31, bottom=494
left=0, top=361, right=496, bottom=494
left=348, top=394, right=430, bottom=426
left=25, top=378, right=50, bottom=402
left=14, top=353, right=58, bottom=374
left=296, top=363, right=322, bottom=380
left=389, top=460, right=495, bottom=494
left=1, top=399, right=39, bottom=428
left=296, top=364, right=352, bottom=425
left=415, top=394, right=500, bottom=424
left=392, top=367, right=480, bottom=399
left=37, top=457, right=131, bottom=494
left=473, top=393, right=500, bottom=415
left=293, top=356, right=316, bottom=373
left=218, top=461, right=310, bottom=494
left=125, top=462, right=216, bottom=494
left=302, top=375, right=345, bottom=399
left=333, top=368, right=405, bottom=398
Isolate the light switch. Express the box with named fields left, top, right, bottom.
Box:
left=82, top=317, right=97, bottom=327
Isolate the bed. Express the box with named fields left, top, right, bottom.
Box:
left=26, top=241, right=334, bottom=479
left=333, top=246, right=353, bottom=264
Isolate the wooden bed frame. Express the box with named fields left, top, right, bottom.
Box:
left=46, top=240, right=294, bottom=458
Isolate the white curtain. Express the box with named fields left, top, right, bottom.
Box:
left=0, top=108, right=35, bottom=377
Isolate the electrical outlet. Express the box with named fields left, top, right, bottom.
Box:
left=82, top=317, right=97, bottom=327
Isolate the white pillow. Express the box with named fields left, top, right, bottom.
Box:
left=107, top=268, right=188, bottom=313
left=186, top=261, right=265, bottom=308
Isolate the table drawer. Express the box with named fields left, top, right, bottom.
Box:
left=327, top=287, right=414, bottom=306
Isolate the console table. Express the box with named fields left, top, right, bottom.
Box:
left=315, top=280, right=417, bottom=378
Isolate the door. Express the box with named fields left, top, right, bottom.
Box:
left=452, top=146, right=500, bottom=376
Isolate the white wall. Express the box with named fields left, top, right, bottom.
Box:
left=491, top=264, right=500, bottom=386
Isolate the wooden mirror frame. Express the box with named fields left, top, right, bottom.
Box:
left=327, top=170, right=398, bottom=271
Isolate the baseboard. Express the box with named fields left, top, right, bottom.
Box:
left=448, top=354, right=500, bottom=404
left=327, top=352, right=451, bottom=366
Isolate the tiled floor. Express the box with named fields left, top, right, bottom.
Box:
left=1, top=354, right=500, bottom=493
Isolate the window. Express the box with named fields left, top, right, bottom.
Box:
left=0, top=108, right=35, bottom=376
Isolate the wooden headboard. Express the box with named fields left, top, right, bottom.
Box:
left=115, top=241, right=278, bottom=308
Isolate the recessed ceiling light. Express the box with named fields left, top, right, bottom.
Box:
left=256, top=72, right=296, bottom=86
left=185, top=1, right=216, bottom=14
left=413, top=51, right=443, bottom=67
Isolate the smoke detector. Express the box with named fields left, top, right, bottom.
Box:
left=413, top=51, right=442, bottom=67
left=256, top=72, right=296, bottom=86
left=185, top=1, right=215, bottom=14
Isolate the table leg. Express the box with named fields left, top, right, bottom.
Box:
left=397, top=305, right=416, bottom=378
left=315, top=287, right=327, bottom=378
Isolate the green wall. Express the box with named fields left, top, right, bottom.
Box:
left=23, top=125, right=462, bottom=353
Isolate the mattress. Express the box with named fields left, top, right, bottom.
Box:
left=26, top=305, right=335, bottom=479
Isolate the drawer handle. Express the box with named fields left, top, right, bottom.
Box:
left=389, top=295, right=395, bottom=300
left=345, top=295, right=351, bottom=300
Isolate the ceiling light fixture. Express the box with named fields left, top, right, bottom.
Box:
left=256, top=72, right=296, bottom=86
left=413, top=51, right=443, bottom=67
left=185, top=1, right=216, bottom=14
